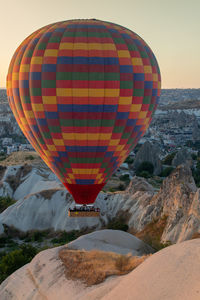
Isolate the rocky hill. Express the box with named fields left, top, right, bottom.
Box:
left=0, top=232, right=200, bottom=300
left=133, top=141, right=162, bottom=175
left=0, top=160, right=200, bottom=244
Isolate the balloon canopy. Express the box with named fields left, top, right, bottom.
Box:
left=7, top=19, right=161, bottom=204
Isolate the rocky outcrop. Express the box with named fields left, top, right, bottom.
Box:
left=192, top=120, right=200, bottom=141
left=1, top=162, right=200, bottom=244
left=172, top=148, right=192, bottom=167
left=0, top=90, right=22, bottom=137
left=133, top=141, right=162, bottom=175
left=106, top=163, right=200, bottom=244
left=67, top=229, right=153, bottom=255
left=1, top=235, right=200, bottom=300
left=128, top=163, right=200, bottom=243
left=0, top=164, right=61, bottom=199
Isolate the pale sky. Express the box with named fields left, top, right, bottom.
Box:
left=0, top=0, right=200, bottom=88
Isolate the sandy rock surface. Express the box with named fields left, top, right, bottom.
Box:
left=1, top=233, right=200, bottom=300
left=67, top=229, right=153, bottom=255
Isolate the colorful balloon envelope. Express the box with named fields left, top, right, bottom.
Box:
left=7, top=19, right=161, bottom=204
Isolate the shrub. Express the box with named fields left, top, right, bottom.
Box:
left=0, top=154, right=6, bottom=161
left=51, top=231, right=79, bottom=245
left=0, top=196, right=16, bottom=213
left=125, top=156, right=134, bottom=164
left=119, top=174, right=130, bottom=182
left=160, top=166, right=174, bottom=177
left=0, top=236, right=12, bottom=248
left=191, top=153, right=197, bottom=160
left=162, top=152, right=177, bottom=165
left=0, top=244, right=37, bottom=283
left=107, top=217, right=129, bottom=232
left=136, top=161, right=154, bottom=175
left=25, top=155, right=34, bottom=161
left=32, top=231, right=47, bottom=242
left=137, top=170, right=151, bottom=178
left=192, top=169, right=200, bottom=187
left=118, top=183, right=126, bottom=191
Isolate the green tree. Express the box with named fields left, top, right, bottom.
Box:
left=162, top=152, right=177, bottom=165
left=0, top=244, right=37, bottom=283
left=160, top=167, right=174, bottom=177
left=136, top=161, right=154, bottom=176
left=0, top=196, right=16, bottom=213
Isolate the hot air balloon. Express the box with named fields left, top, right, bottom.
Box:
left=7, top=19, right=161, bottom=216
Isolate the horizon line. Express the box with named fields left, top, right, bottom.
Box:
left=1, top=87, right=200, bottom=90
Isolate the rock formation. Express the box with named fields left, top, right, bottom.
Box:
left=133, top=141, right=162, bottom=175
left=192, top=120, right=200, bottom=142
left=0, top=162, right=200, bottom=244
left=172, top=148, right=192, bottom=167
left=129, top=163, right=200, bottom=243
left=1, top=234, right=200, bottom=300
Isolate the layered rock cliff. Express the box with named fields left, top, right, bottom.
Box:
left=1, top=232, right=200, bottom=300
left=0, top=162, right=200, bottom=243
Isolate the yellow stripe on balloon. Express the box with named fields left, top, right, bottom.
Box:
left=44, top=49, right=58, bottom=57
left=117, top=50, right=130, bottom=58
left=118, top=97, right=132, bottom=105
left=138, top=111, right=148, bottom=118
left=109, top=139, right=120, bottom=146
left=20, top=64, right=29, bottom=72
left=31, top=57, right=43, bottom=64
left=132, top=58, right=143, bottom=65
left=42, top=96, right=57, bottom=104
left=57, top=88, right=119, bottom=98
left=53, top=139, right=65, bottom=146
left=130, top=104, right=142, bottom=112
left=72, top=169, right=99, bottom=174
left=59, top=43, right=116, bottom=51
left=144, top=66, right=152, bottom=73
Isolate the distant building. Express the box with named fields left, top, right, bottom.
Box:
left=7, top=145, right=18, bottom=155
left=19, top=144, right=34, bottom=151
left=2, top=137, right=12, bottom=146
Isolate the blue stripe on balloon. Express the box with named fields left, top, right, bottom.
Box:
left=58, top=151, right=68, bottom=157
left=42, top=64, right=57, bottom=72
left=152, top=89, right=158, bottom=96
left=66, top=146, right=107, bottom=152
left=156, top=96, right=160, bottom=103
left=30, top=72, right=41, bottom=80
left=31, top=124, right=39, bottom=132
left=116, top=112, right=129, bottom=119
left=57, top=57, right=118, bottom=65
left=45, top=112, right=59, bottom=119
left=120, top=65, right=133, bottom=73
left=121, top=33, right=132, bottom=39
left=37, top=118, right=48, bottom=126
left=134, top=125, right=142, bottom=132
left=75, top=179, right=95, bottom=184
left=20, top=80, right=29, bottom=88
left=144, top=81, right=153, bottom=88
left=105, top=151, right=114, bottom=157
left=57, top=104, right=118, bottom=113
left=127, top=119, right=137, bottom=126
left=134, top=73, right=145, bottom=81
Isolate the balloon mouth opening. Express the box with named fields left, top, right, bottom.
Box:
left=63, top=183, right=105, bottom=204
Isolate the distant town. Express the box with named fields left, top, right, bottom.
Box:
left=0, top=88, right=200, bottom=159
